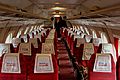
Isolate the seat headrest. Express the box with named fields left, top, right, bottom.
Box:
left=0, top=43, right=11, bottom=57
left=1, top=53, right=21, bottom=73
left=82, top=43, right=94, bottom=60
left=93, top=54, right=112, bottom=72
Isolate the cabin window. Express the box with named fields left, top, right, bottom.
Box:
left=91, top=29, right=97, bottom=38
left=101, top=32, right=108, bottom=43
left=29, top=26, right=34, bottom=32
left=5, top=33, right=13, bottom=43
left=24, top=27, right=29, bottom=34
left=84, top=27, right=90, bottom=35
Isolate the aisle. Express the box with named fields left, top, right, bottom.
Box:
left=57, top=40, right=77, bottom=80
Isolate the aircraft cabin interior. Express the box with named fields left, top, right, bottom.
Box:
left=0, top=0, right=120, bottom=80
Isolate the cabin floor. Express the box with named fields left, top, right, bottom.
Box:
left=57, top=40, right=77, bottom=80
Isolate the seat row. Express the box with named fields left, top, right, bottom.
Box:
left=61, top=28, right=119, bottom=80
left=0, top=28, right=59, bottom=80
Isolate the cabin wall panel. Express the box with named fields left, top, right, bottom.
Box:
left=86, top=26, right=92, bottom=35
left=102, top=28, right=114, bottom=43
left=0, top=27, right=10, bottom=43
left=12, top=26, right=21, bottom=38
left=87, top=26, right=114, bottom=43
left=20, top=26, right=28, bottom=35
left=111, top=29, right=120, bottom=36
left=89, top=27, right=102, bottom=38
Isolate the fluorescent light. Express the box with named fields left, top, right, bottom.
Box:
left=51, top=7, right=66, bottom=10
left=54, top=15, right=60, bottom=17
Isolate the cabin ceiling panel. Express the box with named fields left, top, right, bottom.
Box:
left=0, top=0, right=32, bottom=9
left=101, top=9, right=120, bottom=17
left=0, top=0, right=119, bottom=20
left=83, top=0, right=120, bottom=10
left=34, top=0, right=78, bottom=4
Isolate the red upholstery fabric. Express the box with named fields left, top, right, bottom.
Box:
left=94, top=46, right=99, bottom=53
left=70, top=35, right=74, bottom=50
left=41, top=34, right=46, bottom=43
left=114, top=37, right=119, bottom=59
left=46, top=29, right=50, bottom=37
left=0, top=54, right=27, bottom=80
left=74, top=44, right=84, bottom=63
left=117, top=56, right=120, bottom=80
left=64, top=29, right=68, bottom=38
left=71, top=38, right=76, bottom=53
left=88, top=54, right=116, bottom=80
left=33, top=38, right=42, bottom=53
left=27, top=54, right=58, bottom=80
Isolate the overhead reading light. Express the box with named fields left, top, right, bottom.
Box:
left=51, top=7, right=66, bottom=11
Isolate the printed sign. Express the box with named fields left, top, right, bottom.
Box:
left=34, top=54, right=54, bottom=73
left=82, top=43, right=94, bottom=60
left=18, top=43, right=31, bottom=56
left=93, top=54, right=111, bottom=72
left=41, top=43, right=54, bottom=54
left=29, top=38, right=38, bottom=48
left=1, top=53, right=21, bottom=73
left=0, top=44, right=10, bottom=57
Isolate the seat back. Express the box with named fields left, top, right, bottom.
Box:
left=85, top=35, right=92, bottom=43
left=41, top=43, right=55, bottom=55
left=92, top=38, right=101, bottom=47
left=0, top=53, right=27, bottom=80
left=82, top=43, right=94, bottom=60
left=12, top=38, right=21, bottom=48
left=21, top=34, right=30, bottom=43
left=88, top=53, right=116, bottom=80
left=76, top=38, right=85, bottom=47
left=0, top=43, right=13, bottom=57
left=97, top=43, right=117, bottom=62
left=29, top=32, right=34, bottom=38
left=18, top=43, right=32, bottom=56
left=1, top=53, right=21, bottom=73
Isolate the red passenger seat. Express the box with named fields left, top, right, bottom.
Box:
left=79, top=43, right=95, bottom=67
left=27, top=54, right=58, bottom=80
left=0, top=53, right=27, bottom=80
left=97, top=43, right=117, bottom=63
left=88, top=54, right=116, bottom=80
left=0, top=43, right=14, bottom=57
left=29, top=38, right=42, bottom=53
